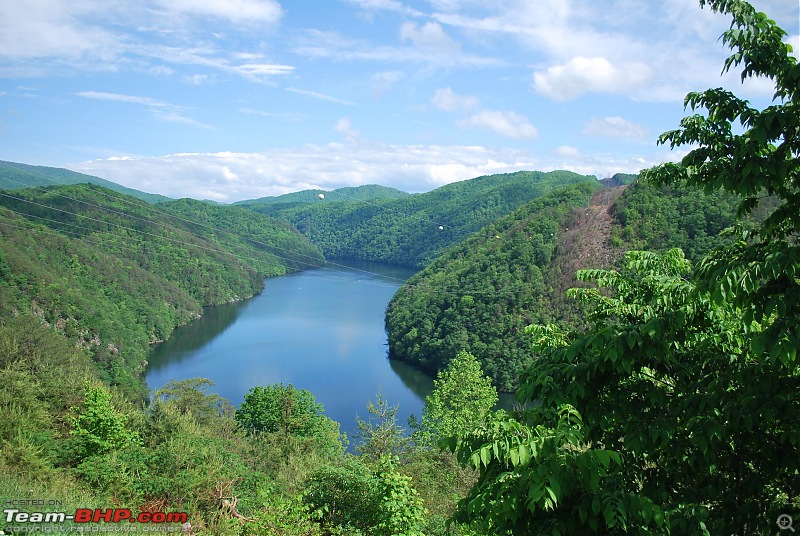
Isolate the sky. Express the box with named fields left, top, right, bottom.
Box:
left=0, top=0, right=797, bottom=202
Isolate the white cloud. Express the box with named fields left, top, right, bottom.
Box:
left=69, top=144, right=541, bottom=200
left=286, top=87, right=357, bottom=107
left=149, top=0, right=282, bottom=25
left=335, top=117, right=360, bottom=140
left=400, top=21, right=460, bottom=52
left=292, top=28, right=500, bottom=68
left=344, top=0, right=422, bottom=16
left=76, top=90, right=212, bottom=128
left=555, top=145, right=582, bottom=159
left=372, top=70, right=405, bottom=92
left=184, top=74, right=208, bottom=85
left=0, top=0, right=119, bottom=61
left=68, top=137, right=686, bottom=202
left=583, top=116, right=649, bottom=141
left=533, top=56, right=653, bottom=100
left=457, top=110, right=538, bottom=139
left=430, top=87, right=479, bottom=111
left=240, top=108, right=307, bottom=121
left=76, top=91, right=171, bottom=108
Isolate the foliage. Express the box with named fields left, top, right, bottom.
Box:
left=354, top=390, right=409, bottom=464
left=305, top=456, right=426, bottom=536
left=610, top=182, right=744, bottom=262
left=304, top=457, right=380, bottom=531
left=447, top=1, right=800, bottom=533
left=236, top=384, right=328, bottom=438
left=68, top=381, right=136, bottom=462
left=242, top=484, right=323, bottom=536
left=246, top=170, right=597, bottom=268
left=387, top=182, right=598, bottom=390
left=153, top=377, right=231, bottom=425
left=374, top=457, right=427, bottom=536
left=236, top=184, right=409, bottom=206
left=642, top=0, right=800, bottom=358
left=160, top=197, right=324, bottom=275
left=0, top=183, right=322, bottom=399
left=416, top=351, right=497, bottom=445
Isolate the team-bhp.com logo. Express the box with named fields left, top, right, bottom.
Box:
left=3, top=507, right=188, bottom=533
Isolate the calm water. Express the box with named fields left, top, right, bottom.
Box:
left=146, top=261, right=433, bottom=443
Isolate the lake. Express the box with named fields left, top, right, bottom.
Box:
left=146, top=261, right=433, bottom=445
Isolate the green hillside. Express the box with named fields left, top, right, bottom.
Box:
left=245, top=170, right=598, bottom=268
left=236, top=184, right=409, bottom=206
left=385, top=181, right=765, bottom=391
left=0, top=184, right=323, bottom=398
left=0, top=160, right=171, bottom=203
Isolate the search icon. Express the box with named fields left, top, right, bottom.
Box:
left=778, top=514, right=795, bottom=532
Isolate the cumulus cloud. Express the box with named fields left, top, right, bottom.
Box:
left=533, top=56, right=653, bottom=100
left=430, top=87, right=479, bottom=111
left=582, top=116, right=650, bottom=141
left=69, top=141, right=677, bottom=202
left=457, top=110, right=538, bottom=139
left=69, top=144, right=541, bottom=201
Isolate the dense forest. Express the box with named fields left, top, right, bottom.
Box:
left=384, top=178, right=776, bottom=391
left=236, top=184, right=409, bottom=206
left=0, top=184, right=323, bottom=398
left=1, top=0, right=797, bottom=533
left=386, top=182, right=599, bottom=391
left=239, top=170, right=597, bottom=268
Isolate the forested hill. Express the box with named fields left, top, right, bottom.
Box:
left=241, top=170, right=598, bottom=268
left=0, top=184, right=323, bottom=398
left=0, top=159, right=171, bottom=203
left=236, top=184, right=409, bottom=206
left=386, top=180, right=758, bottom=391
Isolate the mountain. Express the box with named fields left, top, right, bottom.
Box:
left=385, top=181, right=760, bottom=391
left=599, top=172, right=638, bottom=187
left=0, top=160, right=171, bottom=203
left=242, top=170, right=599, bottom=268
left=0, top=183, right=323, bottom=398
left=236, top=184, right=409, bottom=206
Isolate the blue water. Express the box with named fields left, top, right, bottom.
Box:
left=146, top=261, right=431, bottom=444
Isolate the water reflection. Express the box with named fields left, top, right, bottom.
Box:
left=147, top=300, right=248, bottom=373
left=145, top=261, right=428, bottom=444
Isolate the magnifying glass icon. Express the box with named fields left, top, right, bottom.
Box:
left=778, top=514, right=795, bottom=532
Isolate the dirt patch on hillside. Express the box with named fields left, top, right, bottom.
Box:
left=547, top=186, right=627, bottom=298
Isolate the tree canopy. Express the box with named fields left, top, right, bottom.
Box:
left=446, top=1, right=800, bottom=533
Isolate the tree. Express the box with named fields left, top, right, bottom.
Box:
left=354, top=389, right=409, bottom=464
left=446, top=1, right=800, bottom=533
left=235, top=384, right=330, bottom=439
left=69, top=381, right=136, bottom=462
left=416, top=351, right=497, bottom=445
left=153, top=377, right=230, bottom=424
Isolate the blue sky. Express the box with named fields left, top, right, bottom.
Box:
left=0, top=0, right=797, bottom=202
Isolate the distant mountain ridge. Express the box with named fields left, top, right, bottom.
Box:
left=240, top=170, right=600, bottom=268
left=0, top=160, right=171, bottom=203
left=235, top=184, right=409, bottom=206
